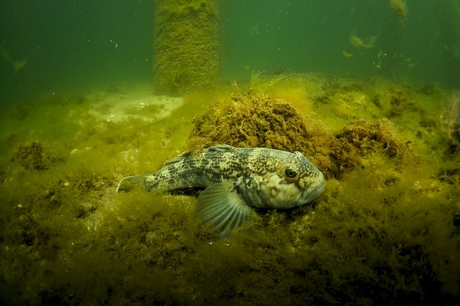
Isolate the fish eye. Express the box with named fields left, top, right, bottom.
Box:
left=284, top=168, right=298, bottom=179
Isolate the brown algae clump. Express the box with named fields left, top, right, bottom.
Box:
left=10, top=140, right=65, bottom=170
left=332, top=119, right=411, bottom=177
left=189, top=91, right=337, bottom=175
left=189, top=90, right=411, bottom=179
left=190, top=91, right=313, bottom=150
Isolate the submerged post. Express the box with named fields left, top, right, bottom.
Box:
left=153, top=0, right=219, bottom=96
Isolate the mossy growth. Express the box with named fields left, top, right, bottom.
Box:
left=190, top=90, right=321, bottom=150
left=0, top=75, right=460, bottom=305
left=189, top=89, right=412, bottom=179
left=9, top=140, right=63, bottom=170
left=331, top=119, right=412, bottom=179
left=371, top=84, right=419, bottom=117
left=153, top=0, right=219, bottom=95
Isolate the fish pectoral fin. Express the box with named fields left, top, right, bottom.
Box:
left=116, top=174, right=149, bottom=192
left=197, top=181, right=253, bottom=238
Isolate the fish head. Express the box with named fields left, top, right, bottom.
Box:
left=290, top=151, right=325, bottom=206
left=242, top=151, right=325, bottom=209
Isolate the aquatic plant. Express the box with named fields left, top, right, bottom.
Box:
left=440, top=91, right=460, bottom=140
left=371, top=84, right=418, bottom=117
left=1, top=74, right=459, bottom=305
left=10, top=140, right=66, bottom=170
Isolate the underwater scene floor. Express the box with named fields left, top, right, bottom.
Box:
left=0, top=74, right=459, bottom=305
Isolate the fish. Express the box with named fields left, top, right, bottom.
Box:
left=117, top=144, right=325, bottom=237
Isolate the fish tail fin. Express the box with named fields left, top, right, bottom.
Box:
left=116, top=174, right=149, bottom=192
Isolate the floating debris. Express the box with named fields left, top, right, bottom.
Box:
left=342, top=50, right=354, bottom=58
left=349, top=33, right=377, bottom=49
left=390, top=0, right=408, bottom=18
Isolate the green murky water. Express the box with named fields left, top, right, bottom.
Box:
left=1, top=1, right=459, bottom=305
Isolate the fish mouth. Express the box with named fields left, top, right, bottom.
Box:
left=299, top=177, right=325, bottom=206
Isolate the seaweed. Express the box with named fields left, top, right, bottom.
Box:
left=189, top=89, right=411, bottom=179
left=0, top=73, right=459, bottom=305
left=10, top=140, right=66, bottom=170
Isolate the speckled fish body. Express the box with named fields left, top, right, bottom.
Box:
left=117, top=144, right=325, bottom=236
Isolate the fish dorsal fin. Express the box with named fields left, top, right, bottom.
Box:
left=164, top=145, right=236, bottom=167
left=207, top=144, right=237, bottom=153
left=197, top=180, right=253, bottom=238
left=163, top=150, right=193, bottom=166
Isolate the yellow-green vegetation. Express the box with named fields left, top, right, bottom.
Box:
left=153, top=0, right=219, bottom=95
left=0, top=74, right=460, bottom=305
left=189, top=87, right=410, bottom=180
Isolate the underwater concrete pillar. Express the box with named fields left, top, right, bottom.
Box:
left=153, top=0, right=219, bottom=96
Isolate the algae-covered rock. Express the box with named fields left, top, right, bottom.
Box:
left=190, top=92, right=313, bottom=150
left=10, top=140, right=65, bottom=170
left=189, top=91, right=337, bottom=175
left=189, top=91, right=412, bottom=179
left=372, top=85, right=419, bottom=117
left=331, top=119, right=411, bottom=178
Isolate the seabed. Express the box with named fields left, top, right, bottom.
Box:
left=0, top=73, right=459, bottom=305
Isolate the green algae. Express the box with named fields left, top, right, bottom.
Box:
left=0, top=75, right=460, bottom=305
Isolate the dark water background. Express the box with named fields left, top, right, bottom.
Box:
left=1, top=0, right=459, bottom=106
